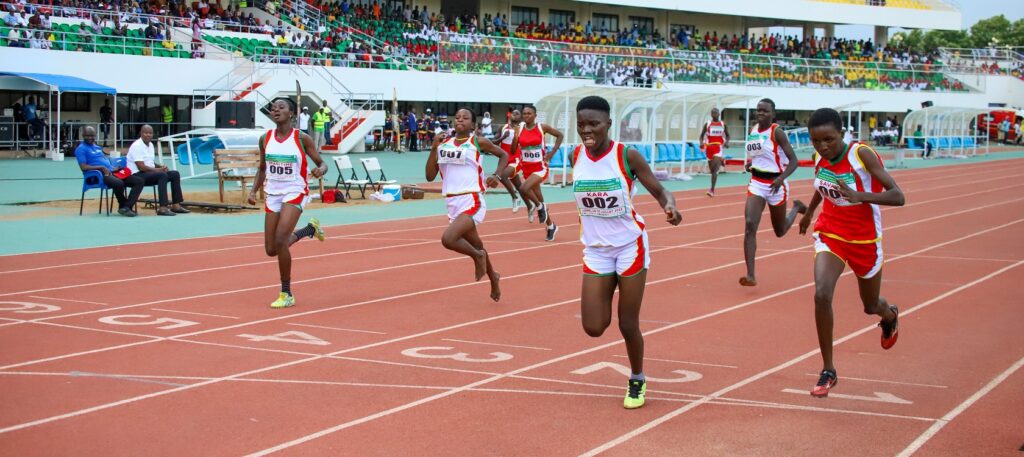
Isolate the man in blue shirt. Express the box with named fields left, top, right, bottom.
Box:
left=23, top=96, right=43, bottom=140
left=75, top=126, right=144, bottom=217
left=406, top=109, right=418, bottom=151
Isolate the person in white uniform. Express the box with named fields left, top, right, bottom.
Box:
left=739, top=98, right=806, bottom=287
left=426, top=107, right=509, bottom=302
left=571, top=95, right=681, bottom=409
left=247, top=98, right=329, bottom=309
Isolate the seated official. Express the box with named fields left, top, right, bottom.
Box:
left=126, top=125, right=190, bottom=216
left=75, top=126, right=144, bottom=217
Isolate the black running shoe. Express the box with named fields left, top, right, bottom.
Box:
left=545, top=224, right=558, bottom=241
left=810, top=369, right=838, bottom=397
left=879, top=305, right=899, bottom=350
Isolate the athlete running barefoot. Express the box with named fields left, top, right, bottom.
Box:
left=700, top=107, right=730, bottom=197
left=740, top=98, right=807, bottom=286
left=426, top=108, right=509, bottom=301
left=497, top=109, right=527, bottom=213
left=572, top=96, right=682, bottom=409
left=511, top=105, right=564, bottom=241
left=799, top=108, right=904, bottom=397
left=248, top=98, right=328, bottom=309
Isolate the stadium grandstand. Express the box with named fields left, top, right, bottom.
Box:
left=2, top=0, right=1024, bottom=454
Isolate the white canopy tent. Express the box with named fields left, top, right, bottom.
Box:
left=901, top=106, right=989, bottom=164
left=534, top=86, right=755, bottom=185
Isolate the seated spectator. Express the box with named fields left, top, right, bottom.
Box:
left=75, top=126, right=144, bottom=217
left=126, top=125, right=189, bottom=216
left=7, top=28, right=24, bottom=47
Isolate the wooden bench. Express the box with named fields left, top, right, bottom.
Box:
left=214, top=149, right=325, bottom=203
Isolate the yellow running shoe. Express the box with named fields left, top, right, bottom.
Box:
left=270, top=292, right=295, bottom=309
left=309, top=217, right=326, bottom=241
left=624, top=379, right=646, bottom=409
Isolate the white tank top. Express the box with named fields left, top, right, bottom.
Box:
left=571, top=141, right=645, bottom=247
left=262, top=128, right=309, bottom=195
left=746, top=123, right=787, bottom=174
left=500, top=124, right=515, bottom=147
left=437, top=133, right=485, bottom=196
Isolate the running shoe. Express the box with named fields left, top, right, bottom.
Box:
left=512, top=198, right=522, bottom=213
left=624, top=379, right=646, bottom=409
left=545, top=224, right=558, bottom=242
left=270, top=292, right=295, bottom=309
left=537, top=204, right=548, bottom=224
left=527, top=203, right=536, bottom=223
left=810, top=369, right=838, bottom=397
left=706, top=190, right=714, bottom=198
left=309, top=217, right=326, bottom=241
left=879, top=305, right=899, bottom=350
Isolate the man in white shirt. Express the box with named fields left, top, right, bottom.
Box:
left=126, top=125, right=189, bottom=216
left=298, top=106, right=310, bottom=135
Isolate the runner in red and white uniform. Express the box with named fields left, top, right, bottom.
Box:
left=510, top=105, right=564, bottom=241
left=798, top=107, right=904, bottom=398
left=248, top=98, right=328, bottom=309
left=572, top=95, right=681, bottom=410
left=740, top=98, right=807, bottom=287
left=699, top=107, right=730, bottom=197
left=495, top=109, right=527, bottom=213
left=426, top=108, right=509, bottom=301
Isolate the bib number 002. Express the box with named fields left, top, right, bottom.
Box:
left=579, top=196, right=618, bottom=209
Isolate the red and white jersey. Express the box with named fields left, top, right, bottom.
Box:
left=571, top=141, right=645, bottom=247
left=437, top=133, right=485, bottom=196
left=705, top=120, right=725, bottom=146
left=517, top=122, right=546, bottom=163
left=261, top=128, right=308, bottom=195
left=746, top=123, right=787, bottom=174
left=812, top=142, right=884, bottom=243
left=500, top=123, right=516, bottom=154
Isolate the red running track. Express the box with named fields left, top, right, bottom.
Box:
left=0, top=159, right=1022, bottom=456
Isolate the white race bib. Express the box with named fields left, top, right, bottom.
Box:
left=437, top=144, right=468, bottom=165
left=574, top=178, right=628, bottom=218
left=521, top=146, right=544, bottom=163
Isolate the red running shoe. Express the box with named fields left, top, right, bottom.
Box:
left=810, top=369, right=838, bottom=397
left=879, top=305, right=899, bottom=350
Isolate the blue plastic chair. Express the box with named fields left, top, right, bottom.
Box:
left=965, top=137, right=976, bottom=147
left=951, top=137, right=962, bottom=147
left=195, top=138, right=224, bottom=165
left=79, top=157, right=127, bottom=216
left=176, top=138, right=207, bottom=165
left=548, top=145, right=566, bottom=169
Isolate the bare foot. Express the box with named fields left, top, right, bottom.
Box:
left=793, top=199, right=807, bottom=214
left=488, top=271, right=501, bottom=302
left=473, top=249, right=488, bottom=281
left=739, top=276, right=757, bottom=287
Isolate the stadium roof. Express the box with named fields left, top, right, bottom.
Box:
left=0, top=72, right=117, bottom=94
left=536, top=86, right=754, bottom=144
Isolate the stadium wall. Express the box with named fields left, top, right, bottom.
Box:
left=2, top=46, right=1012, bottom=117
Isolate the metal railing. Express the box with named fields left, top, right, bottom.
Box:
left=3, top=26, right=201, bottom=58
left=438, top=34, right=971, bottom=92
left=7, top=1, right=273, bottom=35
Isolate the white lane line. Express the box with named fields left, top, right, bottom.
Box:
left=441, top=338, right=552, bottom=351
left=0, top=159, right=1005, bottom=264
left=68, top=371, right=190, bottom=387
left=579, top=258, right=1024, bottom=457
left=245, top=220, right=1024, bottom=457
left=28, top=296, right=109, bottom=306
left=0, top=194, right=1018, bottom=372
left=150, top=308, right=240, bottom=320
left=613, top=354, right=737, bottom=369
left=0, top=194, right=1019, bottom=441
left=803, top=373, right=948, bottom=389
left=895, top=355, right=1024, bottom=457
left=286, top=323, right=386, bottom=335
left=0, top=168, right=1010, bottom=290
